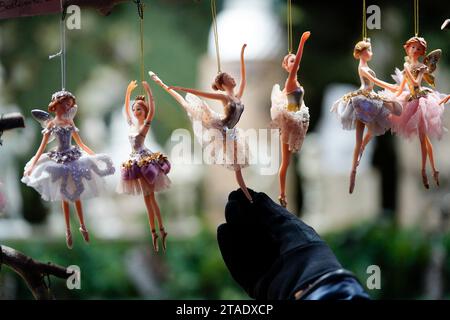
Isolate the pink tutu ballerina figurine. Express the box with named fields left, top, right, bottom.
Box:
left=386, top=37, right=449, bottom=188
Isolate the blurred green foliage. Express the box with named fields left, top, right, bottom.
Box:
left=3, top=220, right=450, bottom=300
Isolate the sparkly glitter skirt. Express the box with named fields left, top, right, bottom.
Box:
left=184, top=93, right=250, bottom=171
left=331, top=89, right=400, bottom=136
left=117, top=150, right=171, bottom=195
left=21, top=146, right=115, bottom=202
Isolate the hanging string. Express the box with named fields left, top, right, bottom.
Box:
left=414, top=0, right=419, bottom=36
left=287, top=0, right=293, bottom=53
left=362, top=0, right=367, bottom=40
left=210, top=0, right=221, bottom=73
left=49, top=0, right=67, bottom=91
left=134, top=0, right=145, bottom=94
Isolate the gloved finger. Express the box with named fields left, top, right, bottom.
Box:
left=217, top=223, right=258, bottom=295
left=224, top=199, right=255, bottom=226
left=217, top=223, right=280, bottom=298
left=253, top=192, right=324, bottom=254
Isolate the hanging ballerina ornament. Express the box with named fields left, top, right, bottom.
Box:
left=150, top=0, right=252, bottom=202
left=385, top=0, right=449, bottom=188
left=331, top=0, right=402, bottom=194
left=21, top=4, right=115, bottom=249
left=270, top=0, right=311, bottom=207
left=116, top=1, right=171, bottom=252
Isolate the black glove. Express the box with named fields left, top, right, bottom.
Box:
left=217, top=189, right=343, bottom=300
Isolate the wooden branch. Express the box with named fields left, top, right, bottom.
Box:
left=0, top=0, right=131, bottom=20
left=0, top=245, right=73, bottom=300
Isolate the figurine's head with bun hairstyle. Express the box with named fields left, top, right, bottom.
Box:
left=403, top=36, right=427, bottom=60
left=212, top=72, right=236, bottom=92
left=353, top=39, right=372, bottom=61
left=282, top=53, right=296, bottom=73
left=132, top=95, right=149, bottom=121
left=48, top=90, right=76, bottom=118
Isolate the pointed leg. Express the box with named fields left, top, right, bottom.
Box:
left=350, top=121, right=365, bottom=194
left=278, top=141, right=291, bottom=207
left=358, top=130, right=373, bottom=165
left=62, top=201, right=72, bottom=249
left=144, top=192, right=158, bottom=252
left=425, top=135, right=439, bottom=186
left=74, top=200, right=90, bottom=243
left=419, top=131, right=429, bottom=189
left=149, top=192, right=167, bottom=252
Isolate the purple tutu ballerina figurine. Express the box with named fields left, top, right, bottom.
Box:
left=117, top=80, right=171, bottom=252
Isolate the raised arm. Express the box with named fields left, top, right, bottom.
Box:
left=24, top=129, right=51, bottom=176
left=139, top=81, right=156, bottom=137
left=169, top=86, right=228, bottom=104
left=142, top=81, right=155, bottom=123
left=360, top=68, right=398, bottom=92
left=237, top=44, right=247, bottom=99
left=125, top=80, right=138, bottom=124
left=287, top=31, right=311, bottom=85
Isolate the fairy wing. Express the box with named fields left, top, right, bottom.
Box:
left=424, top=49, right=441, bottom=74
left=65, top=105, right=78, bottom=121
left=31, top=109, right=53, bottom=128
left=31, top=109, right=56, bottom=142
left=423, top=49, right=442, bottom=88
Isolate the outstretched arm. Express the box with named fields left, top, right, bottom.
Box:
left=360, top=69, right=398, bottom=92
left=169, top=86, right=228, bottom=104
left=72, top=130, right=95, bottom=155
left=24, top=130, right=50, bottom=176
left=237, top=44, right=247, bottom=99
left=287, top=31, right=311, bottom=86
left=125, top=80, right=138, bottom=124
left=149, top=71, right=190, bottom=110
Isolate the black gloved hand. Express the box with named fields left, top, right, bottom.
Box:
left=217, top=189, right=343, bottom=300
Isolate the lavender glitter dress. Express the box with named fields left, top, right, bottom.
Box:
left=117, top=129, right=171, bottom=196
left=21, top=125, right=115, bottom=202
left=331, top=69, right=402, bottom=136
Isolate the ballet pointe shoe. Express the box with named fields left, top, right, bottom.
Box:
left=151, top=229, right=159, bottom=252
left=278, top=195, right=287, bottom=208
left=160, top=228, right=168, bottom=252
left=79, top=225, right=90, bottom=244
left=433, top=170, right=440, bottom=187
left=422, top=170, right=430, bottom=189
left=66, top=230, right=73, bottom=249
left=349, top=170, right=357, bottom=194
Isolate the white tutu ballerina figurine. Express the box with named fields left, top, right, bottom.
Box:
left=271, top=31, right=311, bottom=207
left=22, top=91, right=115, bottom=249
left=149, top=44, right=253, bottom=203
